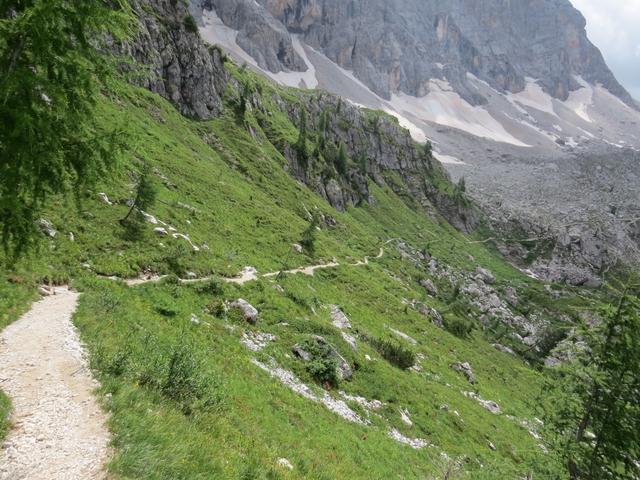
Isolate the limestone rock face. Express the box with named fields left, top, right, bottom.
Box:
left=193, top=0, right=635, bottom=108
left=125, top=0, right=228, bottom=119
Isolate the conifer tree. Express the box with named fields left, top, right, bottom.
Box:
left=544, top=285, right=640, bottom=479
left=0, top=0, right=133, bottom=255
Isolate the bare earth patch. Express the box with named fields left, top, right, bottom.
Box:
left=0, top=287, right=110, bottom=480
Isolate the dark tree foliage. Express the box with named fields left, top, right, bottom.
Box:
left=335, top=141, right=349, bottom=175
left=0, top=0, right=133, bottom=256
left=299, top=211, right=320, bottom=256
left=423, top=140, right=433, bottom=158
left=120, top=163, right=157, bottom=240
left=544, top=286, right=640, bottom=479
left=295, top=109, right=309, bottom=167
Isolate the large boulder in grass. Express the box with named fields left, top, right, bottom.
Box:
left=229, top=299, right=259, bottom=324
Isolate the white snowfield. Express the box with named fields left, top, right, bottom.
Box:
left=198, top=11, right=640, bottom=159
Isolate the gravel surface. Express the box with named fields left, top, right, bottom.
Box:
left=0, top=287, right=110, bottom=480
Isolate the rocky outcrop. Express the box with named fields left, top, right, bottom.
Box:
left=198, top=0, right=306, bottom=73
left=124, top=0, right=228, bottom=119
left=196, top=0, right=636, bottom=108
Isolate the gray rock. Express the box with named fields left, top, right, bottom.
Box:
left=125, top=0, right=228, bottom=120
left=476, top=267, right=496, bottom=285
left=451, top=362, right=475, bottom=384
left=504, top=287, right=519, bottom=307
left=154, top=227, right=168, bottom=236
left=229, top=298, right=259, bottom=324
left=196, top=0, right=635, bottom=108
left=36, top=219, right=57, bottom=238
left=420, top=278, right=439, bottom=297
left=330, top=305, right=352, bottom=330
left=492, top=344, right=516, bottom=356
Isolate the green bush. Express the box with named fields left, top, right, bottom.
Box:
left=368, top=337, right=416, bottom=369
left=298, top=338, right=339, bottom=387
left=194, top=278, right=225, bottom=296
left=184, top=15, right=198, bottom=34
left=444, top=316, right=474, bottom=338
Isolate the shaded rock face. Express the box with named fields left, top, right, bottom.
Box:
left=125, top=0, right=228, bottom=119
left=199, top=0, right=307, bottom=73
left=198, top=0, right=635, bottom=108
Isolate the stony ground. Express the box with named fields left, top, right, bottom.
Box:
left=0, top=287, right=110, bottom=480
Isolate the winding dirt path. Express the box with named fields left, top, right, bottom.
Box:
left=0, top=287, right=110, bottom=480
left=121, top=247, right=387, bottom=287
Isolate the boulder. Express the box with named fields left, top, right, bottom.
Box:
left=229, top=298, right=259, bottom=324
left=292, top=243, right=303, bottom=253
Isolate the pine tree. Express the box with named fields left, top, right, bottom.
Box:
left=424, top=141, right=433, bottom=158
left=0, top=0, right=133, bottom=256
left=299, top=212, right=320, bottom=256
left=336, top=142, right=349, bottom=175
left=295, top=109, right=309, bottom=167
left=544, top=285, right=640, bottom=479
left=120, top=163, right=157, bottom=240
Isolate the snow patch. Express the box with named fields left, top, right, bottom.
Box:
left=564, top=76, right=593, bottom=123
left=389, top=83, right=531, bottom=147
left=507, top=78, right=556, bottom=116
left=433, top=151, right=467, bottom=166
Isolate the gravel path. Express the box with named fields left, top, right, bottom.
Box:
left=0, top=287, right=110, bottom=480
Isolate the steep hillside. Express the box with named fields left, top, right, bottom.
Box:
left=0, top=74, right=585, bottom=479
left=190, top=0, right=640, bottom=288
left=0, top=1, right=612, bottom=478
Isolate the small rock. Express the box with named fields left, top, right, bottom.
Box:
left=341, top=332, right=358, bottom=350
left=190, top=314, right=201, bottom=324
left=153, top=227, right=168, bottom=236
left=399, top=408, right=413, bottom=426
left=97, top=192, right=112, bottom=205
left=492, top=344, right=515, bottom=355
left=292, top=243, right=303, bottom=254
left=68, top=232, right=75, bottom=242
left=330, top=305, right=352, bottom=330
left=229, top=299, right=259, bottom=324
left=451, top=362, right=475, bottom=384
left=277, top=458, right=294, bottom=470
left=420, top=278, right=439, bottom=296
left=291, top=344, right=313, bottom=362
left=185, top=271, right=198, bottom=279
left=38, top=286, right=54, bottom=297
left=488, top=441, right=497, bottom=451
left=476, top=267, right=496, bottom=284
left=36, top=218, right=57, bottom=238
left=504, top=287, right=518, bottom=307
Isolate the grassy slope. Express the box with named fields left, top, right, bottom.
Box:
left=0, top=390, right=10, bottom=441
left=0, top=74, right=594, bottom=477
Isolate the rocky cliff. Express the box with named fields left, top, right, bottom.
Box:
left=192, top=0, right=636, bottom=108
left=126, top=0, right=478, bottom=232
left=123, top=0, right=228, bottom=120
